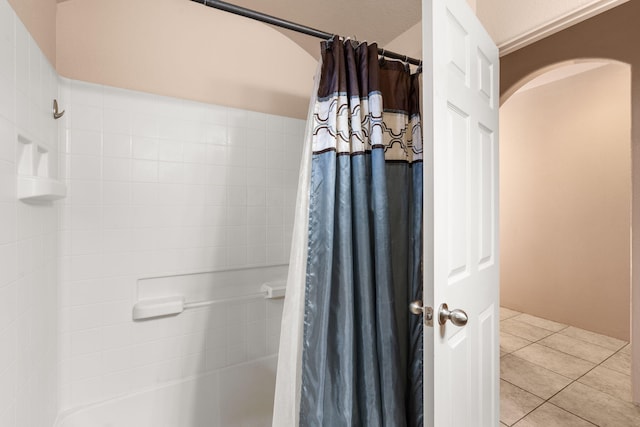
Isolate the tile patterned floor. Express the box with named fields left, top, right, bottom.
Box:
left=500, top=307, right=639, bottom=426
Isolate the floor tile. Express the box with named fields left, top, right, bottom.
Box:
left=513, top=313, right=567, bottom=332
left=500, top=355, right=573, bottom=400
left=550, top=382, right=640, bottom=427
left=501, top=331, right=532, bottom=353
left=512, top=402, right=596, bottom=427
left=513, top=343, right=595, bottom=379
left=499, top=310, right=635, bottom=426
left=501, top=307, right=521, bottom=321
left=538, top=334, right=615, bottom=364
left=601, top=351, right=631, bottom=376
left=501, top=319, right=555, bottom=342
left=559, top=326, right=627, bottom=351
left=500, top=380, right=543, bottom=426
left=578, top=365, right=632, bottom=402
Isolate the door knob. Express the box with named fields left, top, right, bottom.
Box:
left=409, top=300, right=424, bottom=315
left=438, top=303, right=468, bottom=327
left=409, top=300, right=433, bottom=322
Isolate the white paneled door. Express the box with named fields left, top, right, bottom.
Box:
left=422, top=0, right=500, bottom=426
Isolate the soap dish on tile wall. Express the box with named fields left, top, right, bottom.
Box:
left=16, top=134, right=66, bottom=202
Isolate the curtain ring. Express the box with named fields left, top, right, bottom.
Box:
left=325, top=35, right=336, bottom=50
left=379, top=49, right=386, bottom=65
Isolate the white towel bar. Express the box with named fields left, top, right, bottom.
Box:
left=132, top=281, right=286, bottom=320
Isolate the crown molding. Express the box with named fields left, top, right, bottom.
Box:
left=498, top=0, right=629, bottom=57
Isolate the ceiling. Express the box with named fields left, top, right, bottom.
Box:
left=208, top=0, right=421, bottom=60
left=192, top=0, right=628, bottom=59
left=53, top=0, right=420, bottom=60
left=55, top=0, right=629, bottom=59
left=477, top=0, right=630, bottom=55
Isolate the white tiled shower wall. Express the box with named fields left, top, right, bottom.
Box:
left=0, top=0, right=60, bottom=425
left=0, top=0, right=305, bottom=419
left=57, top=79, right=304, bottom=411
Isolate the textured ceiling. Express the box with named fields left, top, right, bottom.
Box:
left=200, top=0, right=421, bottom=59
left=56, top=0, right=626, bottom=59
left=188, top=0, right=623, bottom=60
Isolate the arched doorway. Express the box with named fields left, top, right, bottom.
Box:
left=498, top=60, right=635, bottom=425
left=501, top=59, right=631, bottom=341
left=499, top=1, right=640, bottom=402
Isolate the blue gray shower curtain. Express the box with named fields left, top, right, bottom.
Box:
left=273, top=36, right=423, bottom=427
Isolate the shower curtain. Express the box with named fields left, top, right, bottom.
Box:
left=274, top=36, right=423, bottom=427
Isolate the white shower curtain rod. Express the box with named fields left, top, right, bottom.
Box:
left=191, top=0, right=423, bottom=67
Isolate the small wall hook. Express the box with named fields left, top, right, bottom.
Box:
left=52, top=99, right=65, bottom=120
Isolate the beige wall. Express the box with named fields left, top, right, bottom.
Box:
left=499, top=0, right=640, bottom=401
left=7, top=0, right=56, bottom=64
left=501, top=63, right=631, bottom=340
left=56, top=0, right=317, bottom=119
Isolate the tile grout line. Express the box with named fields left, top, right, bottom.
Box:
left=499, top=378, right=547, bottom=426
left=504, top=320, right=623, bottom=367
left=545, top=401, right=599, bottom=426
left=527, top=346, right=631, bottom=426
left=534, top=377, right=597, bottom=426
left=501, top=378, right=595, bottom=426
left=501, top=335, right=599, bottom=425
